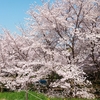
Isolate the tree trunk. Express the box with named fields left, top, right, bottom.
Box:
left=0, top=86, right=3, bottom=92
left=25, top=83, right=28, bottom=100
left=25, top=90, right=28, bottom=100
left=71, top=44, right=75, bottom=59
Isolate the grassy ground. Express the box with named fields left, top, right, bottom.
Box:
left=0, top=91, right=99, bottom=100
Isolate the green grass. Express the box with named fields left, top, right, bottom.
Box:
left=0, top=91, right=99, bottom=100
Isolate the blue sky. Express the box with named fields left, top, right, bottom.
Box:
left=0, top=0, right=54, bottom=34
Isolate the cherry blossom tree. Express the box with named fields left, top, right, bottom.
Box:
left=27, top=0, right=100, bottom=77
left=27, top=0, right=100, bottom=98
left=0, top=29, right=53, bottom=100
left=27, top=0, right=100, bottom=59
left=0, top=28, right=95, bottom=99
left=0, top=0, right=100, bottom=99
